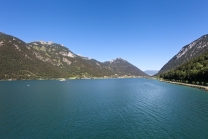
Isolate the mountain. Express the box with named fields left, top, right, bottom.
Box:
left=27, top=41, right=114, bottom=77
left=157, top=34, right=208, bottom=75
left=0, top=32, right=78, bottom=79
left=0, top=32, right=147, bottom=80
left=144, top=70, right=159, bottom=76
left=104, top=58, right=148, bottom=76
left=160, top=51, right=208, bottom=83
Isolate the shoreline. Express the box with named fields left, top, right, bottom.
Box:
left=159, top=80, right=208, bottom=91
left=0, top=76, right=149, bottom=82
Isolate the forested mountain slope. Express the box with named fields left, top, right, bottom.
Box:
left=160, top=51, right=208, bottom=83
left=158, top=34, right=208, bottom=75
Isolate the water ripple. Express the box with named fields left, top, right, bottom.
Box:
left=0, top=79, right=208, bottom=138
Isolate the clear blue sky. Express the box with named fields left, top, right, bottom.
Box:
left=1, top=0, right=208, bottom=71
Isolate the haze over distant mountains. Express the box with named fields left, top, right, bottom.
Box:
left=144, top=70, right=159, bottom=76
left=0, top=32, right=148, bottom=80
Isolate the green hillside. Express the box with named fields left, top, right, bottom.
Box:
left=157, top=34, right=208, bottom=75
left=159, top=51, right=208, bottom=84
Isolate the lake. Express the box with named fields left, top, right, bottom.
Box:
left=0, top=78, right=208, bottom=138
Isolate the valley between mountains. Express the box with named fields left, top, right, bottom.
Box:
left=1, top=32, right=208, bottom=82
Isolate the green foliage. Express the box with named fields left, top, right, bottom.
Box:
left=160, top=51, right=208, bottom=83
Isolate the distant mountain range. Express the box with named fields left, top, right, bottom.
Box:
left=144, top=70, right=159, bottom=76
left=2, top=32, right=207, bottom=81
left=0, top=32, right=148, bottom=80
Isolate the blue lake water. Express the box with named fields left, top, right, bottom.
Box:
left=0, top=78, right=208, bottom=138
